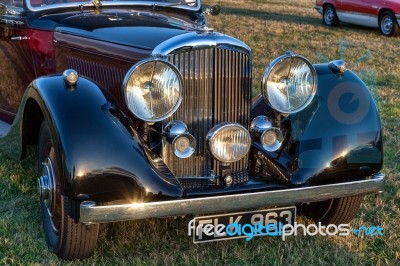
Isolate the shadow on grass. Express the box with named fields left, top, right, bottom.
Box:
left=0, top=149, right=394, bottom=264
left=90, top=216, right=364, bottom=265
left=221, top=7, right=321, bottom=26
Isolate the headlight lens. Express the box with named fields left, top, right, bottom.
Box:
left=123, top=59, right=183, bottom=122
left=262, top=52, right=317, bottom=114
left=207, top=123, right=251, bottom=163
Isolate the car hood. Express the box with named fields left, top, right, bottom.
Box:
left=45, top=10, right=195, bottom=50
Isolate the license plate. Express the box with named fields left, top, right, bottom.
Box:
left=191, top=206, right=296, bottom=243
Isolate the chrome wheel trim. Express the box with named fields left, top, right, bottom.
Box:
left=381, top=15, right=393, bottom=35
left=324, top=8, right=334, bottom=24
left=38, top=157, right=58, bottom=232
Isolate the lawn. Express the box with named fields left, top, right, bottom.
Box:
left=1, top=0, right=399, bottom=265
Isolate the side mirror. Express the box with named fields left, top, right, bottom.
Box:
left=0, top=4, right=7, bottom=16
left=205, top=4, right=221, bottom=16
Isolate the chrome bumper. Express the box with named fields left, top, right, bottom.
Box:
left=80, top=173, right=384, bottom=224
left=315, top=6, right=323, bottom=15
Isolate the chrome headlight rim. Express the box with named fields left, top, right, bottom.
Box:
left=122, top=58, right=183, bottom=123
left=262, top=51, right=317, bottom=114
left=172, top=133, right=196, bottom=159
left=261, top=127, right=283, bottom=152
left=207, top=123, right=251, bottom=163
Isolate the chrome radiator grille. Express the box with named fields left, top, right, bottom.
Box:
left=163, top=47, right=251, bottom=177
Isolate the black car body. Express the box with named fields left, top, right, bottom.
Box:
left=0, top=0, right=384, bottom=260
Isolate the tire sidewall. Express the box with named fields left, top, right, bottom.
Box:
left=323, top=6, right=338, bottom=26
left=379, top=12, right=397, bottom=36
left=38, top=121, right=63, bottom=253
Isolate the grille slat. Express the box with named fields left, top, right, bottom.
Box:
left=164, top=47, right=251, bottom=178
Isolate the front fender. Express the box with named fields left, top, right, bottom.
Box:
left=251, top=64, right=383, bottom=185
left=290, top=64, right=383, bottom=184
left=28, top=75, right=183, bottom=201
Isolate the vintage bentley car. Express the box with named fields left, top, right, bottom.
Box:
left=0, top=0, right=384, bottom=260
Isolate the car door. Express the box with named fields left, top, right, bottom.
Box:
left=0, top=0, right=35, bottom=124
left=361, top=0, right=380, bottom=16
left=337, top=0, right=378, bottom=27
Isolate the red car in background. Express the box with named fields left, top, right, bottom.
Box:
left=315, top=0, right=400, bottom=36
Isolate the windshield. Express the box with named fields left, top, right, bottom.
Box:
left=26, top=0, right=200, bottom=11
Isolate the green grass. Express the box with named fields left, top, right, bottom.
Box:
left=1, top=0, right=399, bottom=264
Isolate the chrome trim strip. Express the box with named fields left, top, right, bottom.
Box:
left=80, top=173, right=385, bottom=224
left=152, top=31, right=251, bottom=57
left=26, top=0, right=201, bottom=12
left=336, top=10, right=376, bottom=18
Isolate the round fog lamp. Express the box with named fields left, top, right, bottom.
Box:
left=207, top=123, right=251, bottom=163
left=172, top=133, right=196, bottom=159
left=261, top=128, right=283, bottom=152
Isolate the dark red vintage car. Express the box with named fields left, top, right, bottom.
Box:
left=0, top=0, right=384, bottom=260
left=315, top=0, right=400, bottom=36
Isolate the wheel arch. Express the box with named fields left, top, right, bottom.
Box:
left=21, top=97, right=44, bottom=157
left=322, top=1, right=337, bottom=10
left=378, top=8, right=394, bottom=20
left=1, top=74, right=183, bottom=203
left=323, top=2, right=334, bottom=9
left=378, top=8, right=400, bottom=26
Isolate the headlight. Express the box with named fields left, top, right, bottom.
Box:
left=207, top=123, right=251, bottom=163
left=123, top=59, right=183, bottom=122
left=262, top=51, right=317, bottom=114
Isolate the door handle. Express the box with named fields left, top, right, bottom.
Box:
left=10, top=36, right=29, bottom=41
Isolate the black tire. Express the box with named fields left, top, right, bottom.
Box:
left=299, top=195, right=363, bottom=225
left=379, top=11, right=400, bottom=37
left=323, top=5, right=339, bottom=27
left=38, top=121, right=99, bottom=260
